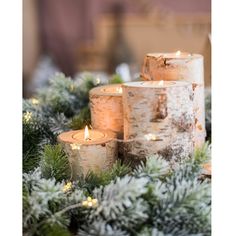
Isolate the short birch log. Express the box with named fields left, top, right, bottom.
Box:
left=58, top=129, right=117, bottom=178
left=141, top=53, right=206, bottom=147
left=122, top=81, right=194, bottom=166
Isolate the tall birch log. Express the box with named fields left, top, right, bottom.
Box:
left=122, top=81, right=194, bottom=166
left=141, top=53, right=205, bottom=147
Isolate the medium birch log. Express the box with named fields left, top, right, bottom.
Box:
left=141, top=52, right=205, bottom=147
left=122, top=81, right=194, bottom=166
left=89, top=84, right=123, bottom=138
left=58, top=129, right=117, bottom=178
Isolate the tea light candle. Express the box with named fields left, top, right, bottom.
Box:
left=89, top=84, right=123, bottom=138
left=58, top=126, right=117, bottom=178
left=122, top=80, right=194, bottom=166
left=141, top=51, right=206, bottom=148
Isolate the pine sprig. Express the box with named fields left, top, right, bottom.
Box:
left=133, top=155, right=170, bottom=181
left=92, top=176, right=149, bottom=222
left=69, top=106, right=91, bottom=130
left=23, top=148, right=211, bottom=236
left=40, top=144, right=71, bottom=182
left=75, top=160, right=131, bottom=194
left=78, top=220, right=129, bottom=236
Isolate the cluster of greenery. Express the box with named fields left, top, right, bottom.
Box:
left=23, top=73, right=99, bottom=172
left=23, top=73, right=211, bottom=236
left=23, top=144, right=211, bottom=236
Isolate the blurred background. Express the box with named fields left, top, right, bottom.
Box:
left=23, top=0, right=211, bottom=98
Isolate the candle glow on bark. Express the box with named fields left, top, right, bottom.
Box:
left=144, top=133, right=159, bottom=141
left=176, top=50, right=181, bottom=56
left=116, top=87, right=123, bottom=93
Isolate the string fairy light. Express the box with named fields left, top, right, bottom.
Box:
left=31, top=98, right=39, bottom=105
left=82, top=196, right=98, bottom=208
left=23, top=111, right=32, bottom=123
left=70, top=143, right=81, bottom=150
left=62, top=182, right=73, bottom=193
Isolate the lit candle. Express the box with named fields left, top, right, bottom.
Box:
left=141, top=51, right=205, bottom=148
left=122, top=81, right=194, bottom=166
left=58, top=126, right=117, bottom=177
left=89, top=84, right=123, bottom=138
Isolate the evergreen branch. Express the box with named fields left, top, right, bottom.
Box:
left=40, top=144, right=71, bottom=182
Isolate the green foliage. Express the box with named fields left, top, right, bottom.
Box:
left=23, top=73, right=98, bottom=171
left=79, top=221, right=129, bottom=236
left=23, top=102, right=48, bottom=172
left=23, top=169, right=68, bottom=234
left=153, top=162, right=211, bottom=235
left=23, top=151, right=211, bottom=236
left=23, top=151, right=41, bottom=174
left=133, top=155, right=170, bottom=181
left=38, top=73, right=84, bottom=117
left=110, top=74, right=124, bottom=84
left=39, top=224, right=71, bottom=236
left=76, top=160, right=131, bottom=194
left=23, top=168, right=86, bottom=236
left=69, top=106, right=91, bottom=130
left=40, top=145, right=71, bottom=182
left=89, top=176, right=148, bottom=234
left=194, top=142, right=211, bottom=165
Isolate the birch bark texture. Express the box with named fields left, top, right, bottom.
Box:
left=141, top=53, right=205, bottom=147
left=89, top=84, right=123, bottom=138
left=122, top=81, right=195, bottom=166
left=58, top=130, right=117, bottom=178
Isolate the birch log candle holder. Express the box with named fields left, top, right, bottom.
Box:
left=122, top=81, right=195, bottom=166
left=141, top=52, right=205, bottom=148
left=58, top=126, right=117, bottom=178
left=89, top=84, right=123, bottom=138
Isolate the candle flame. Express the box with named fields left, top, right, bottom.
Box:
left=158, top=80, right=164, bottom=86
left=84, top=125, right=90, bottom=140
left=176, top=50, right=181, bottom=56
left=116, top=87, right=123, bottom=93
